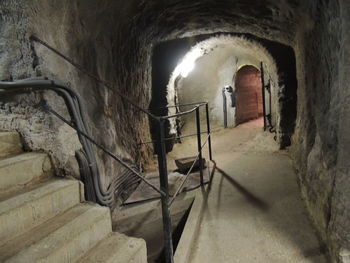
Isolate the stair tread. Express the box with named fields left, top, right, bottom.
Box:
left=0, top=152, right=46, bottom=166
left=0, top=152, right=52, bottom=195
left=0, top=204, right=91, bottom=261
left=0, top=131, right=22, bottom=158
left=0, top=179, right=78, bottom=214
left=76, top=232, right=146, bottom=263
left=0, top=177, right=51, bottom=202
left=1, top=203, right=111, bottom=263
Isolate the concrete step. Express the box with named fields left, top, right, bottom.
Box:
left=0, top=131, right=22, bottom=158
left=0, top=204, right=91, bottom=261
left=0, top=179, right=83, bottom=245
left=76, top=232, right=147, bottom=263
left=0, top=152, right=52, bottom=195
left=1, top=203, right=111, bottom=263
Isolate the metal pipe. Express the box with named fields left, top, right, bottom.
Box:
left=169, top=153, right=201, bottom=206
left=41, top=100, right=166, bottom=197
left=222, top=88, right=227, bottom=128
left=29, top=36, right=159, bottom=121
left=196, top=107, right=204, bottom=186
left=138, top=131, right=208, bottom=145
left=75, top=150, right=97, bottom=202
left=168, top=134, right=211, bottom=206
left=268, top=80, right=272, bottom=126
left=205, top=103, right=213, bottom=160
left=260, top=61, right=267, bottom=131
left=160, top=105, right=199, bottom=119
left=0, top=79, right=115, bottom=204
left=151, top=101, right=208, bottom=110
left=156, top=120, right=174, bottom=263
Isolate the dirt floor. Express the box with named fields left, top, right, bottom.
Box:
left=169, top=118, right=329, bottom=263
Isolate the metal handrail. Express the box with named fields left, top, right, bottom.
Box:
left=168, top=134, right=211, bottom=207
left=0, top=78, right=116, bottom=204
left=0, top=78, right=166, bottom=203
left=138, top=131, right=208, bottom=145
left=160, top=104, right=201, bottom=119
left=30, top=36, right=159, bottom=121
left=40, top=99, right=166, bottom=197
left=151, top=101, right=208, bottom=110
left=4, top=36, right=216, bottom=263
left=1, top=78, right=214, bottom=263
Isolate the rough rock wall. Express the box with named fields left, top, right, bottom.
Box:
left=291, top=0, right=350, bottom=261
left=0, top=1, right=154, bottom=188
left=0, top=0, right=34, bottom=79
left=329, top=0, right=350, bottom=261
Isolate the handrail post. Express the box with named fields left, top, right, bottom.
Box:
left=268, top=80, right=272, bottom=127
left=222, top=88, right=228, bottom=128
left=196, top=107, right=204, bottom=186
left=156, top=119, right=174, bottom=263
left=205, top=103, right=213, bottom=161
left=260, top=61, right=267, bottom=131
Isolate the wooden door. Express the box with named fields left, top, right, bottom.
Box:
left=235, top=65, right=263, bottom=125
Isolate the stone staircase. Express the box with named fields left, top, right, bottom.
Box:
left=0, top=131, right=147, bottom=263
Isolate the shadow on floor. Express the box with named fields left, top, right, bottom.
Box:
left=215, top=164, right=328, bottom=262
left=216, top=166, right=270, bottom=212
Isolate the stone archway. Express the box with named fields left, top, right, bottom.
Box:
left=234, top=65, right=263, bottom=125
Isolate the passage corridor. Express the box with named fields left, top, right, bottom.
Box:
left=171, top=119, right=328, bottom=263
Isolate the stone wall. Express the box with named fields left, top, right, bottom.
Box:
left=331, top=1, right=350, bottom=261
left=290, top=0, right=350, bottom=261
left=0, top=0, right=154, bottom=189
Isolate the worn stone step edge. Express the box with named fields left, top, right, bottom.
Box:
left=0, top=152, right=52, bottom=194
left=0, top=152, right=48, bottom=168
left=0, top=131, right=22, bottom=159
left=4, top=203, right=112, bottom=263
left=0, top=179, right=82, bottom=245
left=0, top=204, right=92, bottom=261
left=75, top=232, right=147, bottom=263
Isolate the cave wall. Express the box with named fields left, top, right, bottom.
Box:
left=332, top=0, right=350, bottom=261
left=0, top=0, right=154, bottom=191
left=291, top=0, right=350, bottom=261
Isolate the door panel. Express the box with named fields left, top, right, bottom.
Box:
left=235, top=66, right=263, bottom=125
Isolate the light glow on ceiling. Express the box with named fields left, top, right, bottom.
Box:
left=174, top=48, right=202, bottom=78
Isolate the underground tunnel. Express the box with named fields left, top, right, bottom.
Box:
left=0, top=0, right=350, bottom=263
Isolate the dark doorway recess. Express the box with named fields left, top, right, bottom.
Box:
left=149, top=38, right=198, bottom=153
left=235, top=65, right=263, bottom=125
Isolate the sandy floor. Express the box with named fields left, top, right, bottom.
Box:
left=170, top=118, right=329, bottom=263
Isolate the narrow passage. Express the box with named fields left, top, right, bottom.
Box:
left=170, top=119, right=328, bottom=263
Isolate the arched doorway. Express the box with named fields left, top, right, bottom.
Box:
left=234, top=65, right=263, bottom=125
